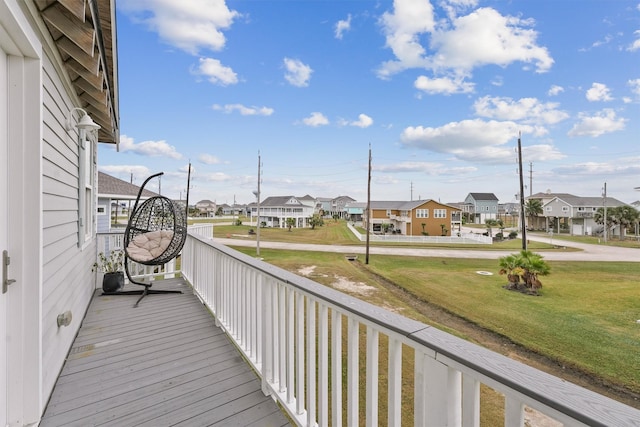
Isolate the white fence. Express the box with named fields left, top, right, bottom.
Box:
left=347, top=222, right=493, bottom=245
left=181, top=231, right=640, bottom=427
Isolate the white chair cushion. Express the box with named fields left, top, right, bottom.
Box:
left=127, top=230, right=174, bottom=262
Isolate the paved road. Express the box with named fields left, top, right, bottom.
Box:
left=212, top=232, right=639, bottom=262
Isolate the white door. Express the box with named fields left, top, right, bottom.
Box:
left=0, top=43, right=9, bottom=427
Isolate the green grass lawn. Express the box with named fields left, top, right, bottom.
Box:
left=230, top=244, right=640, bottom=399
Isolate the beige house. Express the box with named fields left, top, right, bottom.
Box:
left=364, top=200, right=462, bottom=236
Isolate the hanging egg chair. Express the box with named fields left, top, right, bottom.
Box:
left=103, top=172, right=188, bottom=307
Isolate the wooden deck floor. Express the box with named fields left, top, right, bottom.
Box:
left=40, top=278, right=293, bottom=427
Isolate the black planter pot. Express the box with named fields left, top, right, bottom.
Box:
left=103, top=271, right=125, bottom=292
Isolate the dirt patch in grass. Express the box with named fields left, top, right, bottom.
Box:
left=351, top=261, right=640, bottom=410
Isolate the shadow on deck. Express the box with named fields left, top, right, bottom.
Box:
left=41, top=278, right=293, bottom=427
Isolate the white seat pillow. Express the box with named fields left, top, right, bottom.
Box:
left=127, top=230, right=175, bottom=262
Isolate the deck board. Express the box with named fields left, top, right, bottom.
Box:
left=40, top=278, right=293, bottom=427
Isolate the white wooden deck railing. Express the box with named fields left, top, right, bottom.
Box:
left=181, top=232, right=640, bottom=427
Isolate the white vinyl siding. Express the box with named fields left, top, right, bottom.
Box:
left=41, top=55, right=96, bottom=402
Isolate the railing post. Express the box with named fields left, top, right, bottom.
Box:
left=331, top=309, right=343, bottom=427
left=388, top=337, right=402, bottom=426
left=261, top=275, right=273, bottom=396
left=366, top=327, right=379, bottom=427
left=318, top=303, right=329, bottom=426
left=505, top=396, right=525, bottom=426
left=296, top=292, right=305, bottom=416
left=462, top=374, right=480, bottom=427
left=306, top=298, right=317, bottom=426
left=347, top=318, right=359, bottom=426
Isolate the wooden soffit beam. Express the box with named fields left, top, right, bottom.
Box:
left=41, top=2, right=95, bottom=56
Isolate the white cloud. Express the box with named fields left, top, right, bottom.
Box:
left=399, top=119, right=537, bottom=163
left=473, top=96, right=569, bottom=125
left=99, top=164, right=152, bottom=183
left=212, top=104, right=274, bottom=116
left=119, top=0, right=239, bottom=55
left=568, top=109, right=627, bottom=137
left=302, top=112, right=329, bottom=127
left=521, top=144, right=565, bottom=162
left=343, top=113, right=374, bottom=128
left=284, top=58, right=313, bottom=87
left=548, top=85, right=564, bottom=96
left=377, top=4, right=553, bottom=80
left=627, top=30, right=640, bottom=51
left=628, top=79, right=640, bottom=98
left=374, top=161, right=477, bottom=176
left=430, top=8, right=553, bottom=73
left=414, top=75, right=474, bottom=94
left=119, top=135, right=182, bottom=159
left=198, top=154, right=222, bottom=165
left=377, top=0, right=435, bottom=78
left=585, top=82, right=613, bottom=102
left=335, top=14, right=352, bottom=39
left=194, top=58, right=238, bottom=86
left=200, top=172, right=232, bottom=182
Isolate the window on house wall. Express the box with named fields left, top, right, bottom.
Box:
left=386, top=209, right=391, bottom=217
left=416, top=209, right=429, bottom=218
left=546, top=206, right=552, bottom=212
left=562, top=206, right=569, bottom=212
left=78, top=131, right=96, bottom=247
left=434, top=209, right=447, bottom=218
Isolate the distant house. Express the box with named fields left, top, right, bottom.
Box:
left=317, top=195, right=356, bottom=218
left=96, top=172, right=159, bottom=232
left=195, top=199, right=217, bottom=217
left=251, top=195, right=317, bottom=228
left=364, top=200, right=462, bottom=236
left=527, top=192, right=629, bottom=236
left=344, top=202, right=367, bottom=222
left=463, top=193, right=499, bottom=224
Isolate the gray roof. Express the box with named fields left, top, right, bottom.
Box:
left=98, top=172, right=159, bottom=200
left=549, top=195, right=628, bottom=208
left=467, top=193, right=499, bottom=201
left=369, top=200, right=461, bottom=211
left=261, top=196, right=315, bottom=207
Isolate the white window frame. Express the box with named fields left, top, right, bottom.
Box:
left=78, top=130, right=96, bottom=248
left=416, top=209, right=429, bottom=218
left=434, top=209, right=447, bottom=219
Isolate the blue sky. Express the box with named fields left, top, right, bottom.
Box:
left=99, top=0, right=640, bottom=206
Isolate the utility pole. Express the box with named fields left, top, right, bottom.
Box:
left=410, top=181, right=413, bottom=201
left=603, top=182, right=607, bottom=244
left=365, top=145, right=372, bottom=265
left=256, top=152, right=261, bottom=256
left=518, top=133, right=527, bottom=250
left=185, top=161, right=192, bottom=219
left=529, top=162, right=533, bottom=197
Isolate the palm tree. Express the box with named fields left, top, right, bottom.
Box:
left=525, top=199, right=543, bottom=230
left=285, top=217, right=296, bottom=231
left=485, top=218, right=499, bottom=237
left=498, top=253, right=524, bottom=289
left=499, top=250, right=550, bottom=294
left=519, top=250, right=550, bottom=294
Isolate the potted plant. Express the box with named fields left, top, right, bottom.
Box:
left=93, top=250, right=125, bottom=292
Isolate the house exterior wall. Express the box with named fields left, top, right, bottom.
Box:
left=366, top=201, right=461, bottom=236
left=463, top=194, right=498, bottom=224
left=407, top=201, right=460, bottom=236
left=41, top=50, right=97, bottom=406
left=97, top=197, right=111, bottom=233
